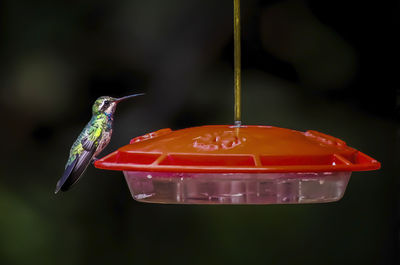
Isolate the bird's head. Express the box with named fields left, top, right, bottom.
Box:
left=93, top=96, right=117, bottom=115
left=92, top=94, right=144, bottom=115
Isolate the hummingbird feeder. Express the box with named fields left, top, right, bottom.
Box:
left=94, top=0, right=380, bottom=204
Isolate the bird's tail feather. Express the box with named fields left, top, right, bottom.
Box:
left=55, top=158, right=78, bottom=194
left=55, top=149, right=95, bottom=193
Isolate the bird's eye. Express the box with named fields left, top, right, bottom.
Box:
left=104, top=101, right=110, bottom=106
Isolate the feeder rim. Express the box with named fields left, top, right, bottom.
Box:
left=94, top=125, right=380, bottom=174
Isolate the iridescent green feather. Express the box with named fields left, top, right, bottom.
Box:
left=66, top=114, right=108, bottom=166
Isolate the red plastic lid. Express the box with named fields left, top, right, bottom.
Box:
left=94, top=125, right=380, bottom=173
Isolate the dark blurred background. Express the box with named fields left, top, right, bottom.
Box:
left=0, top=0, right=398, bottom=264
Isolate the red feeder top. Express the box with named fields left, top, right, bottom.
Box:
left=94, top=125, right=380, bottom=173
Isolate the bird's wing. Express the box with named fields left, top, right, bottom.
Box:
left=81, top=124, right=103, bottom=151
left=59, top=147, right=96, bottom=192
left=55, top=126, right=103, bottom=193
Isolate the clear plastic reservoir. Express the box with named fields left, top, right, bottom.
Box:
left=124, top=171, right=351, bottom=204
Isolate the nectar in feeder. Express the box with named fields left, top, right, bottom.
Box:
left=94, top=125, right=380, bottom=204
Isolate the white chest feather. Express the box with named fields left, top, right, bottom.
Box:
left=95, top=130, right=112, bottom=157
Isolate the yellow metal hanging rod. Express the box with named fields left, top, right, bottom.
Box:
left=233, top=0, right=242, bottom=127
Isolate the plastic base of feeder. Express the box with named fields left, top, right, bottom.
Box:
left=123, top=171, right=351, bottom=204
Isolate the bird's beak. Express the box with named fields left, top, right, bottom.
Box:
left=115, top=93, right=145, bottom=103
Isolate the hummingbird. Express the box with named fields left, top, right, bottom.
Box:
left=55, top=93, right=144, bottom=194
